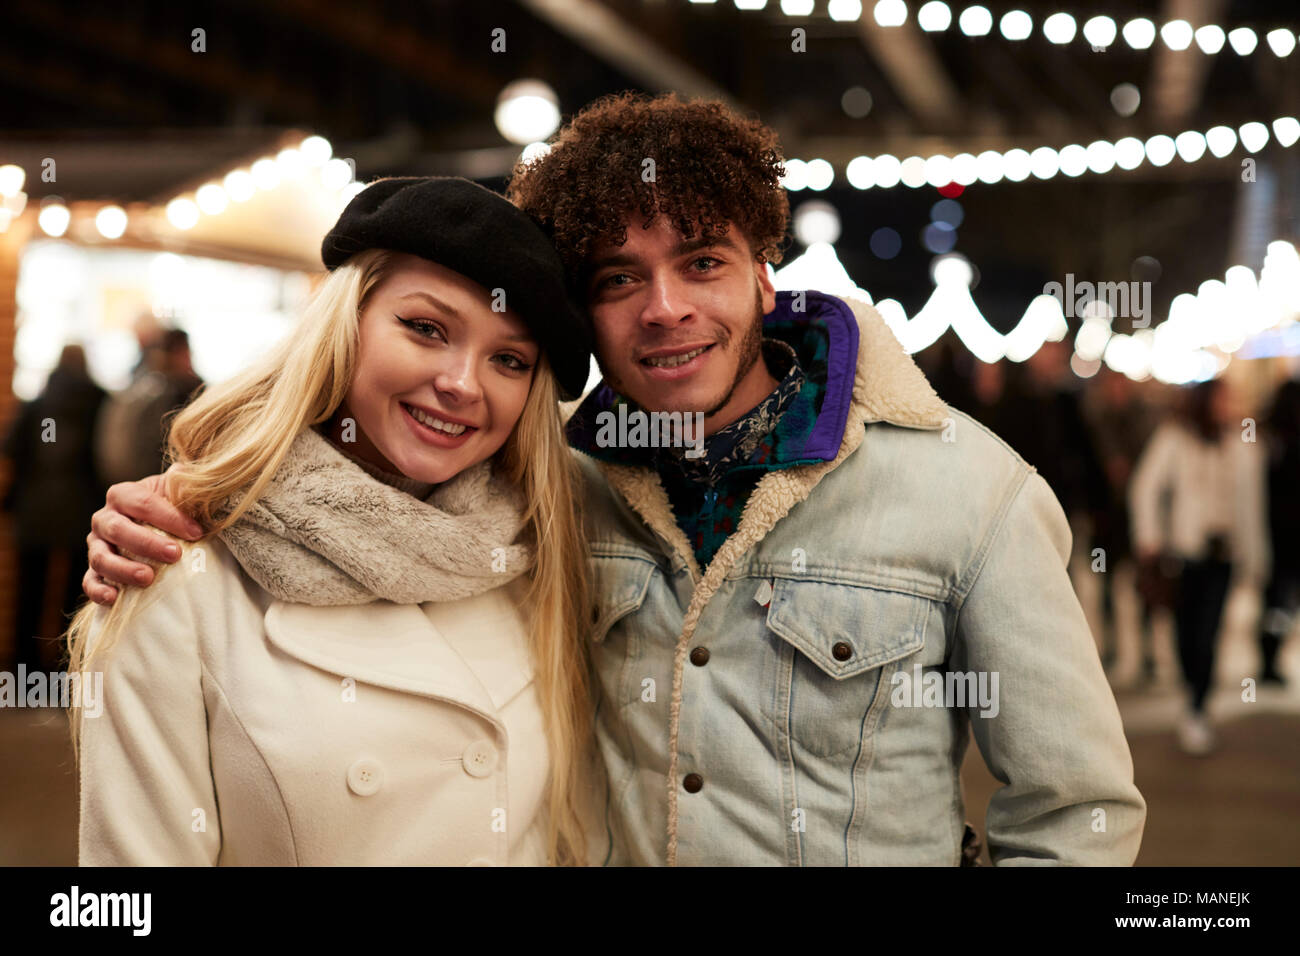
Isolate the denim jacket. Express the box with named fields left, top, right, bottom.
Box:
left=574, top=292, right=1146, bottom=866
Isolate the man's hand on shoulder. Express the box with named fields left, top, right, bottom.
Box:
left=84, top=466, right=206, bottom=606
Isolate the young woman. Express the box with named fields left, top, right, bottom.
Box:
left=67, top=176, right=596, bottom=865
left=1129, top=378, right=1270, bottom=756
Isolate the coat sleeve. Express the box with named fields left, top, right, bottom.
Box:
left=953, top=469, right=1147, bottom=865
left=77, top=562, right=222, bottom=866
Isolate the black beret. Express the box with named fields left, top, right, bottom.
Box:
left=322, top=176, right=592, bottom=399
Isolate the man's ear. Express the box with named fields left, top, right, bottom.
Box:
left=755, top=258, right=777, bottom=315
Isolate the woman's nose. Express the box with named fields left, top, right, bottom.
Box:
left=432, top=352, right=484, bottom=403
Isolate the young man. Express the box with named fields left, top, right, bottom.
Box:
left=83, top=92, right=1145, bottom=866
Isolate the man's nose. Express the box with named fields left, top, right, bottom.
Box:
left=639, top=273, right=692, bottom=328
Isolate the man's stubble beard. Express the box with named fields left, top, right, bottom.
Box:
left=700, top=282, right=765, bottom=418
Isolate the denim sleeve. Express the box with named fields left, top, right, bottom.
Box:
left=953, top=469, right=1147, bottom=865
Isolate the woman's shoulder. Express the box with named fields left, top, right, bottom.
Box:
left=85, top=535, right=266, bottom=673
left=129, top=533, right=263, bottom=622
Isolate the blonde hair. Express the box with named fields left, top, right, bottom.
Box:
left=66, top=249, right=594, bottom=865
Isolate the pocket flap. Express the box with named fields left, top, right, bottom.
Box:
left=765, top=578, right=928, bottom=679
left=589, top=553, right=657, bottom=643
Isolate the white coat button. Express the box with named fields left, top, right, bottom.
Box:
left=466, top=857, right=496, bottom=866
left=462, top=740, right=498, bottom=778
left=347, top=758, right=384, bottom=796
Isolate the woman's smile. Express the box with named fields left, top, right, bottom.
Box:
left=399, top=401, right=478, bottom=449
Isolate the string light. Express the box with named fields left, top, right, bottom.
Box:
left=873, top=0, right=907, bottom=27
left=0, top=134, right=356, bottom=243
left=722, top=1, right=1299, bottom=58
left=1160, top=19, right=1194, bottom=51
left=781, top=117, right=1300, bottom=191
left=958, top=6, right=993, bottom=37
left=1044, top=12, right=1077, bottom=44
left=1122, top=18, right=1156, bottom=49
left=774, top=233, right=1300, bottom=384
left=37, top=199, right=70, bottom=237
left=1000, top=10, right=1032, bottom=41
left=1082, top=16, right=1118, bottom=49
left=165, top=197, right=200, bottom=230
left=94, top=206, right=127, bottom=240
left=160, top=135, right=354, bottom=231
left=0, top=164, right=25, bottom=197
left=223, top=169, right=256, bottom=202
left=917, top=1, right=951, bottom=31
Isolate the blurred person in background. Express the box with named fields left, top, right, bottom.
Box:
left=1, top=344, right=108, bottom=673
left=917, top=333, right=976, bottom=413
left=996, top=341, right=1109, bottom=534
left=1257, top=377, right=1300, bottom=686
left=1082, top=368, right=1160, bottom=680
left=964, top=356, right=1020, bottom=456
left=127, top=311, right=164, bottom=378
left=972, top=341, right=1111, bottom=612
left=94, top=327, right=204, bottom=485
left=1129, top=378, right=1270, bottom=755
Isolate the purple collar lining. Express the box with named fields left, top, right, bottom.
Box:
left=768, top=290, right=859, bottom=461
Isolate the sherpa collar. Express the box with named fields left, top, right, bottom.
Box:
left=216, top=427, right=534, bottom=606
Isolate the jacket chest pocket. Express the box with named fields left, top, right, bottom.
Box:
left=760, top=577, right=934, bottom=758
left=588, top=552, right=676, bottom=710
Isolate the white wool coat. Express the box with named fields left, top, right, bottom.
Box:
left=77, top=537, right=555, bottom=866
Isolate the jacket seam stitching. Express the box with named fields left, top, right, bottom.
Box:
left=952, top=466, right=1032, bottom=616
left=199, top=658, right=301, bottom=865
left=783, top=646, right=803, bottom=866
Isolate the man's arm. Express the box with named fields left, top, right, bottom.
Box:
left=83, top=468, right=205, bottom=605
left=953, top=469, right=1147, bottom=865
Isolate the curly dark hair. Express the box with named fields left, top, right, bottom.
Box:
left=506, top=91, right=790, bottom=295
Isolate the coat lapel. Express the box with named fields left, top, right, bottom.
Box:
left=420, top=581, right=536, bottom=711
left=263, top=599, right=501, bottom=719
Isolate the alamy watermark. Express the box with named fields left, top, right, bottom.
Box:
left=50, top=886, right=150, bottom=935
left=0, top=666, right=102, bottom=717
left=594, top=406, right=705, bottom=458
left=890, top=663, right=1000, bottom=718
left=1043, top=274, right=1152, bottom=328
